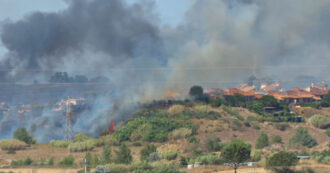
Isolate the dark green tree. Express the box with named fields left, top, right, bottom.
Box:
left=260, top=95, right=279, bottom=108
left=115, top=143, right=132, bottom=164
left=266, top=151, right=298, bottom=173
left=248, top=101, right=265, bottom=115
left=140, top=144, right=157, bottom=161
left=14, top=127, right=36, bottom=145
left=189, top=86, right=204, bottom=98
left=221, top=139, right=251, bottom=173
left=289, top=127, right=317, bottom=148
left=256, top=133, right=269, bottom=149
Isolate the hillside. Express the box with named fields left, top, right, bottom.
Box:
left=0, top=103, right=329, bottom=173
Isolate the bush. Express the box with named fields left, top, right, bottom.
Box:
left=230, top=119, right=244, bottom=131
left=223, top=106, right=244, bottom=121
left=274, top=123, right=290, bottom=131
left=168, top=128, right=192, bottom=140
left=59, top=155, right=75, bottom=167
left=13, top=127, right=36, bottom=145
left=309, top=115, right=330, bottom=129
left=205, top=137, right=221, bottom=152
left=168, top=105, right=185, bottom=114
left=11, top=157, right=34, bottom=167
left=74, top=133, right=91, bottom=142
left=289, top=127, right=318, bottom=148
left=325, top=129, right=330, bottom=137
left=0, top=139, right=27, bottom=150
left=248, top=101, right=265, bottom=115
left=193, top=105, right=212, bottom=114
left=68, top=140, right=95, bottom=152
left=256, top=133, right=269, bottom=149
left=50, top=140, right=71, bottom=147
left=147, top=152, right=161, bottom=162
left=271, top=135, right=283, bottom=144
left=266, top=151, right=298, bottom=173
left=195, top=153, right=224, bottom=165
left=312, top=150, right=330, bottom=163
left=160, top=151, right=178, bottom=160
left=115, top=144, right=132, bottom=164
left=251, top=122, right=261, bottom=130
left=250, top=150, right=262, bottom=162
left=141, top=144, right=157, bottom=161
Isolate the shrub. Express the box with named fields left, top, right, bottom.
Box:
left=95, top=164, right=130, bottom=173
left=251, top=122, right=261, bottom=130
left=193, top=105, right=212, bottom=114
left=325, top=129, right=330, bottom=137
left=250, top=150, right=262, bottom=162
left=147, top=152, right=161, bottom=162
left=312, top=150, right=330, bottom=163
left=168, top=128, right=192, bottom=140
left=50, top=140, right=71, bottom=148
left=168, top=105, right=185, bottom=114
left=274, top=123, right=290, bottom=131
left=205, top=137, right=221, bottom=152
left=248, top=101, right=265, bottom=115
left=141, top=144, right=157, bottom=161
left=115, top=144, right=132, bottom=164
left=230, top=119, right=244, bottom=131
left=101, top=145, right=112, bottom=164
left=11, top=157, right=34, bottom=167
left=48, top=157, right=54, bottom=166
left=271, top=135, right=283, bottom=144
left=210, top=98, right=225, bottom=107
left=13, top=127, right=36, bottom=145
left=266, top=151, right=298, bottom=173
left=223, top=106, right=244, bottom=121
left=195, top=153, right=224, bottom=165
left=59, top=155, right=75, bottom=167
left=256, top=133, right=269, bottom=149
left=0, top=139, right=27, bottom=150
left=74, top=133, right=91, bottom=142
left=289, top=127, right=318, bottom=148
left=160, top=151, right=178, bottom=160
left=309, top=115, right=330, bottom=129
left=68, top=140, right=95, bottom=152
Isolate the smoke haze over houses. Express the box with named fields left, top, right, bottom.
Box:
left=1, top=0, right=330, bottom=142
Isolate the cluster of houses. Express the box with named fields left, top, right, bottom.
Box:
left=206, top=81, right=329, bottom=105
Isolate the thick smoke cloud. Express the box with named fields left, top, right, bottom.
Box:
left=1, top=0, right=330, bottom=142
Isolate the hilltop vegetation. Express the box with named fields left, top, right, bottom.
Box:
left=1, top=87, right=330, bottom=172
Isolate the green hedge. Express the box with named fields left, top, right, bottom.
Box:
left=0, top=139, right=27, bottom=150
left=68, top=140, right=95, bottom=152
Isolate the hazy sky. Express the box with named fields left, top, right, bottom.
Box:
left=0, top=0, right=194, bottom=59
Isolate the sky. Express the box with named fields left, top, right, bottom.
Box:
left=0, top=0, right=194, bottom=59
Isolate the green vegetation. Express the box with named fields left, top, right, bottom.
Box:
left=222, top=106, right=244, bottom=121
left=312, top=150, right=330, bottom=164
left=325, top=129, right=330, bottom=137
left=115, top=143, right=132, bottom=164
left=74, top=133, right=92, bottom=142
left=274, top=123, right=290, bottom=131
left=168, top=128, right=192, bottom=140
left=50, top=140, right=71, bottom=147
left=101, top=145, right=112, bottom=164
left=13, top=127, right=36, bottom=145
left=68, top=140, right=95, bottom=152
left=289, top=127, right=318, bottom=148
left=168, top=105, right=185, bottom=114
left=140, top=144, right=157, bottom=161
left=189, top=85, right=204, bottom=99
left=205, top=137, right=221, bottom=152
left=95, top=163, right=183, bottom=173
left=113, top=110, right=197, bottom=142
left=309, top=114, right=330, bottom=129
left=256, top=132, right=269, bottom=149
left=194, top=153, right=224, bottom=165
left=221, top=139, right=251, bottom=173
left=59, top=155, right=75, bottom=167
left=266, top=151, right=298, bottom=173
left=160, top=151, right=178, bottom=161
left=250, top=150, right=262, bottom=162
left=0, top=139, right=27, bottom=151
left=271, top=135, right=283, bottom=144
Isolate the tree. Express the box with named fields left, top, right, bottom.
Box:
left=248, top=101, right=265, bottom=115
left=266, top=151, right=298, bottom=173
left=189, top=86, right=203, bottom=99
left=101, top=145, right=112, bottom=164
left=140, top=144, right=157, bottom=161
left=289, top=127, right=318, bottom=148
left=260, top=95, right=279, bottom=108
left=14, top=127, right=36, bottom=145
left=221, top=139, right=251, bottom=173
left=115, top=143, right=132, bottom=164
left=256, top=133, right=269, bottom=149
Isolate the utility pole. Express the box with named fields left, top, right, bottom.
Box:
left=84, top=158, right=87, bottom=173
left=65, top=98, right=74, bottom=141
